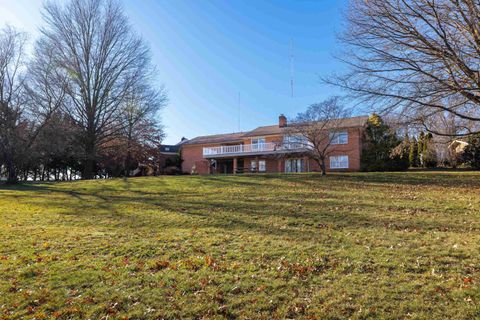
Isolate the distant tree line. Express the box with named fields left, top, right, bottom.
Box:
left=0, top=0, right=166, bottom=183
left=360, top=113, right=480, bottom=171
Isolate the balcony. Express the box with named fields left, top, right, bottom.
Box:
left=203, top=143, right=310, bottom=158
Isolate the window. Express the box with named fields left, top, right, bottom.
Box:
left=330, top=155, right=349, bottom=169
left=251, top=137, right=266, bottom=145
left=251, top=137, right=266, bottom=151
left=330, top=131, right=348, bottom=145
left=283, top=135, right=309, bottom=149
left=285, top=159, right=305, bottom=173
left=251, top=160, right=257, bottom=171
left=259, top=160, right=266, bottom=172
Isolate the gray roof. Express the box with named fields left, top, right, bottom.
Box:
left=183, top=132, right=245, bottom=146
left=183, top=115, right=369, bottom=146
left=160, top=145, right=180, bottom=154
left=242, top=125, right=285, bottom=137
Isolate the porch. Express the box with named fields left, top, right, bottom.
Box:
left=203, top=143, right=310, bottom=158
left=209, top=155, right=311, bottom=174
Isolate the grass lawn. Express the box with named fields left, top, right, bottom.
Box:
left=0, top=172, right=479, bottom=319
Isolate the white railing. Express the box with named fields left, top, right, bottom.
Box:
left=203, top=143, right=309, bottom=156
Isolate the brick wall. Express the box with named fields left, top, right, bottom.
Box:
left=308, top=127, right=363, bottom=172
left=181, top=144, right=206, bottom=174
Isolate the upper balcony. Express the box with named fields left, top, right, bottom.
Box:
left=203, top=142, right=310, bottom=158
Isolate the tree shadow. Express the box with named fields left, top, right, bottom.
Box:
left=5, top=174, right=477, bottom=242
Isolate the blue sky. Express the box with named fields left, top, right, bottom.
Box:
left=1, top=0, right=349, bottom=144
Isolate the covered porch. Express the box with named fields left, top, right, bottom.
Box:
left=208, top=154, right=311, bottom=174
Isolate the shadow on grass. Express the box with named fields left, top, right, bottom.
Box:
left=5, top=173, right=478, bottom=240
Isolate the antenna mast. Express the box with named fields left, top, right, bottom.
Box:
left=290, top=39, right=294, bottom=98
left=237, top=92, right=241, bottom=132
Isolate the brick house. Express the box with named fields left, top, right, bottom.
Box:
left=181, top=115, right=369, bottom=174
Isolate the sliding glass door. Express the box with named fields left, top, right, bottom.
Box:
left=285, top=158, right=304, bottom=173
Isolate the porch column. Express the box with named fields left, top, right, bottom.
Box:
left=207, top=159, right=213, bottom=174
left=233, top=157, right=238, bottom=174
left=255, top=156, right=259, bottom=173
left=277, top=159, right=282, bottom=173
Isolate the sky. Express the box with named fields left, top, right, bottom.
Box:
left=1, top=0, right=350, bottom=144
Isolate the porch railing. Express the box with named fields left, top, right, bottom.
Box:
left=202, top=143, right=308, bottom=156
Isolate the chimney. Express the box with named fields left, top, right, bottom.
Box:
left=279, top=114, right=287, bottom=127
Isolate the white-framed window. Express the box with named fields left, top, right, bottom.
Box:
left=283, top=135, right=309, bottom=149
left=251, top=160, right=257, bottom=171
left=330, top=131, right=348, bottom=145
left=330, top=155, right=349, bottom=169
left=259, top=160, right=266, bottom=172
left=251, top=137, right=266, bottom=145
left=251, top=137, right=266, bottom=151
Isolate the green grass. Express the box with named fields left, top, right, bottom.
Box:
left=0, top=172, right=479, bottom=319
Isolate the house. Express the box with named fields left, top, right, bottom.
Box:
left=157, top=137, right=189, bottom=174
left=448, top=139, right=469, bottom=155
left=181, top=115, right=369, bottom=174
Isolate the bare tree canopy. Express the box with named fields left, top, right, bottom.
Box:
left=287, top=96, right=351, bottom=175
left=0, top=25, right=28, bottom=182
left=0, top=26, right=33, bottom=183
left=330, top=0, right=480, bottom=136
left=38, top=0, right=166, bottom=179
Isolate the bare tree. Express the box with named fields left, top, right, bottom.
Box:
left=287, top=96, right=351, bottom=175
left=38, top=0, right=165, bottom=179
left=329, top=0, right=480, bottom=137
left=0, top=26, right=28, bottom=182
left=120, top=86, right=167, bottom=177
left=0, top=25, right=68, bottom=183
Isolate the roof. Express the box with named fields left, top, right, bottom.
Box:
left=160, top=145, right=180, bottom=154
left=160, top=138, right=189, bottom=153
left=183, top=132, right=245, bottom=146
left=308, top=116, right=370, bottom=130
left=242, top=125, right=285, bottom=137
left=183, top=115, right=369, bottom=146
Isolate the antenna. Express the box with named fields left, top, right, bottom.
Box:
left=237, top=92, right=241, bottom=132
left=290, top=39, right=294, bottom=98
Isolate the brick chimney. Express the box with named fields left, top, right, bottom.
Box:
left=279, top=114, right=287, bottom=127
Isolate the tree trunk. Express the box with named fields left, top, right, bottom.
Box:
left=4, top=152, right=17, bottom=184
left=124, top=149, right=131, bottom=178
left=124, top=129, right=133, bottom=178
left=320, top=158, right=327, bottom=176
left=83, top=132, right=96, bottom=180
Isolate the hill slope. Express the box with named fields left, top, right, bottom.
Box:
left=1, top=172, right=479, bottom=319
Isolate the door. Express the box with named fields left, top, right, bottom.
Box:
left=285, top=158, right=304, bottom=173
left=237, top=159, right=244, bottom=173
